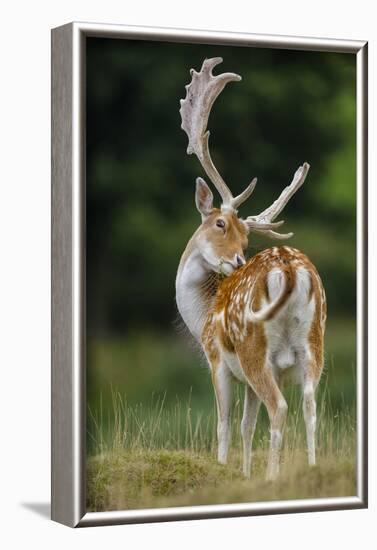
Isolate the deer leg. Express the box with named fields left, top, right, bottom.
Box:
left=211, top=362, right=232, bottom=465
left=301, top=358, right=321, bottom=466
left=241, top=385, right=261, bottom=478
left=246, top=370, right=287, bottom=481
left=296, top=346, right=320, bottom=467
left=263, top=377, right=288, bottom=481
left=303, top=378, right=317, bottom=466
left=236, top=338, right=287, bottom=481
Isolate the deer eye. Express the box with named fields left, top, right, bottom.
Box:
left=216, top=219, right=225, bottom=229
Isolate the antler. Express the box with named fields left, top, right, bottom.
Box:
left=243, top=163, right=310, bottom=239
left=180, top=58, right=310, bottom=240
left=179, top=57, right=257, bottom=209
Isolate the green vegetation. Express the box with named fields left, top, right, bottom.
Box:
left=86, top=386, right=356, bottom=511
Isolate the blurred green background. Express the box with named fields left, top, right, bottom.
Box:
left=86, top=38, right=356, bottom=452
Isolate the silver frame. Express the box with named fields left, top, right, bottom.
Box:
left=51, top=21, right=368, bottom=528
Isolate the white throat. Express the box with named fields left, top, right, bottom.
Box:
left=175, top=245, right=217, bottom=342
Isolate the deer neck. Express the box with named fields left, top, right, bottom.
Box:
left=175, top=230, right=219, bottom=341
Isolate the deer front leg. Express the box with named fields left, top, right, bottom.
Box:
left=241, top=385, right=261, bottom=478
left=211, top=362, right=232, bottom=465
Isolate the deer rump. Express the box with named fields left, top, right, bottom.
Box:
left=259, top=267, right=315, bottom=371
left=224, top=265, right=315, bottom=383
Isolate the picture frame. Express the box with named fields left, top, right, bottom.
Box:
left=51, top=21, right=368, bottom=528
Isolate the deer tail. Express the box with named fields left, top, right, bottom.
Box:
left=247, top=267, right=296, bottom=323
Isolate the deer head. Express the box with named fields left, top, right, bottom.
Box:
left=194, top=176, right=248, bottom=275
left=179, top=57, right=310, bottom=275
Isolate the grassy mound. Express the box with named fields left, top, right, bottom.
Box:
left=86, top=387, right=356, bottom=512
left=87, top=448, right=356, bottom=512
left=87, top=449, right=243, bottom=511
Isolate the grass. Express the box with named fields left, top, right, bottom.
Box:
left=86, top=384, right=356, bottom=512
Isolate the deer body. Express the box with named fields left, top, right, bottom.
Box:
left=176, top=58, right=326, bottom=480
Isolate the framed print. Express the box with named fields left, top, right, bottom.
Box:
left=51, top=22, right=368, bottom=527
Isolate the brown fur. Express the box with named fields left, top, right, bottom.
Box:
left=202, top=245, right=326, bottom=387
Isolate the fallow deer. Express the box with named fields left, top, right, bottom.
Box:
left=175, top=58, right=326, bottom=481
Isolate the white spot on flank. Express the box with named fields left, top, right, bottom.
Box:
left=213, top=310, right=226, bottom=330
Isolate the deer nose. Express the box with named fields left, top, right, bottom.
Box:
left=235, top=254, right=245, bottom=267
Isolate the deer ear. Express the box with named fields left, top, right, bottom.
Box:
left=195, top=177, right=214, bottom=220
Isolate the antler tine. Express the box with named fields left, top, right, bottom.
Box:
left=249, top=228, right=294, bottom=240
left=180, top=57, right=241, bottom=206
left=244, top=163, right=310, bottom=239
left=231, top=177, right=258, bottom=209
left=256, top=163, right=310, bottom=222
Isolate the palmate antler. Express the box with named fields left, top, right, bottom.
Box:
left=179, top=57, right=310, bottom=239
left=179, top=57, right=256, bottom=210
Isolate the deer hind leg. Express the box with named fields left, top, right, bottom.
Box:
left=298, top=349, right=322, bottom=466
left=262, top=374, right=288, bottom=481
left=241, top=385, right=261, bottom=478
left=236, top=339, right=287, bottom=481
left=303, top=377, right=316, bottom=466
left=211, top=361, right=233, bottom=465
